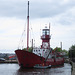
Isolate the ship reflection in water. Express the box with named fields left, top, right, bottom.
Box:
left=15, top=63, right=71, bottom=75
left=0, top=63, right=71, bottom=75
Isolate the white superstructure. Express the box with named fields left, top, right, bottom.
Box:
left=33, top=48, right=52, bottom=58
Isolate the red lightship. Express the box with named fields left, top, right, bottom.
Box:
left=15, top=1, right=64, bottom=68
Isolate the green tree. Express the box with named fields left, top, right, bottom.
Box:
left=62, top=49, right=68, bottom=53
left=54, top=47, right=62, bottom=52
left=22, top=47, right=32, bottom=52
left=69, top=44, right=75, bottom=58
left=53, top=47, right=68, bottom=56
left=69, top=44, right=75, bottom=51
left=62, top=49, right=68, bottom=56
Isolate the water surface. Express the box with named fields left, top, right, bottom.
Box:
left=0, top=63, right=71, bottom=75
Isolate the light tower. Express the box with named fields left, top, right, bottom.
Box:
left=41, top=25, right=51, bottom=49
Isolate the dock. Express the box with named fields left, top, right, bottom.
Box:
left=0, top=60, right=18, bottom=63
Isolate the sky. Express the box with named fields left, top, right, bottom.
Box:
left=0, top=0, right=75, bottom=53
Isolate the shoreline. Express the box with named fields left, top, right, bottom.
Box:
left=0, top=60, right=18, bottom=63
left=70, top=61, right=75, bottom=75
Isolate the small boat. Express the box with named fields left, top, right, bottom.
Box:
left=34, top=64, right=51, bottom=69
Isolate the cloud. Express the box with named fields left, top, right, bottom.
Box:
left=0, top=17, right=25, bottom=52
left=50, top=23, right=75, bottom=50
left=0, top=0, right=75, bottom=19
left=0, top=0, right=27, bottom=18
left=0, top=0, right=75, bottom=52
left=57, top=7, right=75, bottom=25
left=30, top=0, right=75, bottom=19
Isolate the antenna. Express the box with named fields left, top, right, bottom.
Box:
left=60, top=42, right=62, bottom=50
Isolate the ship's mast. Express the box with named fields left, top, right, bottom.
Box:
left=27, top=1, right=29, bottom=51
left=49, top=23, right=50, bottom=49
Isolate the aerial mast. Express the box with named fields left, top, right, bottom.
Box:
left=60, top=42, right=62, bottom=50
left=27, top=1, right=29, bottom=51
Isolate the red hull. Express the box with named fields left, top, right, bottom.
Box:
left=15, top=50, right=64, bottom=68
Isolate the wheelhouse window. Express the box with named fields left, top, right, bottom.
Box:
left=42, top=29, right=50, bottom=35
left=43, top=31, right=45, bottom=35
left=47, top=30, right=49, bottom=35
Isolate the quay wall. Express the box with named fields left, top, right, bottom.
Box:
left=0, top=60, right=18, bottom=63
left=70, top=61, right=75, bottom=75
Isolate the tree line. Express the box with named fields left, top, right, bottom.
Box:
left=68, top=44, right=75, bottom=61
